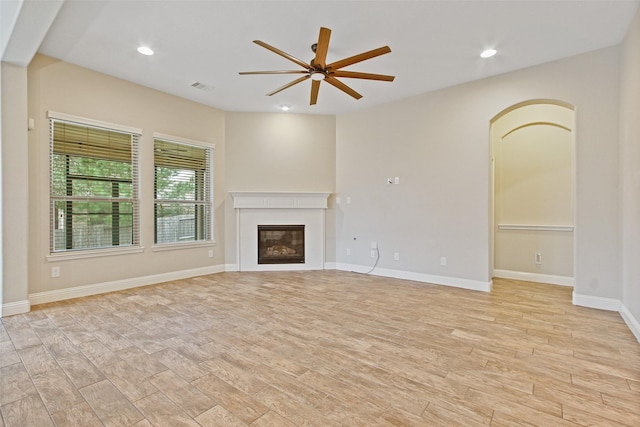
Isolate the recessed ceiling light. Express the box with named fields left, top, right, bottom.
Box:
left=281, top=105, right=290, bottom=111
left=480, top=48, right=497, bottom=59
left=137, top=46, right=154, bottom=56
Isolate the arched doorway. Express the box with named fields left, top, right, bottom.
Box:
left=490, top=100, right=576, bottom=286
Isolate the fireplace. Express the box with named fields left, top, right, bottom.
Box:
left=258, top=225, right=305, bottom=264
left=231, top=192, right=330, bottom=271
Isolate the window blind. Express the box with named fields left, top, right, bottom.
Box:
left=52, top=121, right=132, bottom=162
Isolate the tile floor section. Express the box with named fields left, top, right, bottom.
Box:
left=1, top=271, right=639, bottom=426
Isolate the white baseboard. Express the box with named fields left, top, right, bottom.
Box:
left=224, top=264, right=239, bottom=272
left=1, top=299, right=31, bottom=317
left=493, top=269, right=574, bottom=287
left=572, top=295, right=640, bottom=343
left=620, top=304, right=640, bottom=343
left=572, top=292, right=621, bottom=311
left=29, top=264, right=226, bottom=306
left=333, top=263, right=492, bottom=292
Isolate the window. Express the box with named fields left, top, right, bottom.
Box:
left=154, top=135, right=213, bottom=244
left=49, top=113, right=140, bottom=253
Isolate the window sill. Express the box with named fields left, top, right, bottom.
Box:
left=47, top=246, right=145, bottom=262
left=152, top=241, right=216, bottom=252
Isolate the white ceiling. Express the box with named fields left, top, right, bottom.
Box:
left=24, top=1, right=640, bottom=114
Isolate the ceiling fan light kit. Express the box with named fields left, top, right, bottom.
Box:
left=310, top=71, right=326, bottom=81
left=239, top=27, right=395, bottom=106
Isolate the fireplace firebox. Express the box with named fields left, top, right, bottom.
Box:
left=258, top=225, right=305, bottom=264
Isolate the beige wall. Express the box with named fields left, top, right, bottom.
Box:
left=1, top=62, right=28, bottom=308
left=26, top=54, right=226, bottom=296
left=224, top=112, right=336, bottom=265
left=0, top=62, right=3, bottom=311
left=620, top=8, right=640, bottom=331
left=336, top=47, right=621, bottom=296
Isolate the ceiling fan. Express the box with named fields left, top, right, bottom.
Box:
left=239, top=27, right=395, bottom=105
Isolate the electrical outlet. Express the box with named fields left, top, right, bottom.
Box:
left=371, top=250, right=376, bottom=258
left=51, top=266, right=60, bottom=278
left=535, top=252, right=542, bottom=264
left=440, top=257, right=447, bottom=266
left=208, top=250, right=213, bottom=258
left=394, top=252, right=400, bottom=261
left=346, top=248, right=351, bottom=256
left=394, top=176, right=400, bottom=185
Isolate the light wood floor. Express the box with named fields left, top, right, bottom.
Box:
left=1, top=271, right=639, bottom=426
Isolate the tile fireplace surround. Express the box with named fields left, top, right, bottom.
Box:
left=231, top=192, right=331, bottom=271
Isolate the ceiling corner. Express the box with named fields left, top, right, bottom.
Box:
left=1, top=0, right=64, bottom=66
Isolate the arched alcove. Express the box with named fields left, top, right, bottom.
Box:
left=490, top=100, right=576, bottom=286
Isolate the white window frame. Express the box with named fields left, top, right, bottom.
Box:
left=47, top=111, right=142, bottom=260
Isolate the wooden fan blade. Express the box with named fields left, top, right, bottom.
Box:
left=327, top=46, right=391, bottom=70
left=332, top=70, right=395, bottom=81
left=324, top=76, right=362, bottom=100
left=310, top=80, right=321, bottom=105
left=266, top=75, right=310, bottom=96
left=239, top=70, right=308, bottom=75
left=253, top=40, right=311, bottom=70
left=314, top=27, right=331, bottom=68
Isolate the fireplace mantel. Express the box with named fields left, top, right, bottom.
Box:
left=231, top=192, right=330, bottom=209
left=230, top=192, right=331, bottom=271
